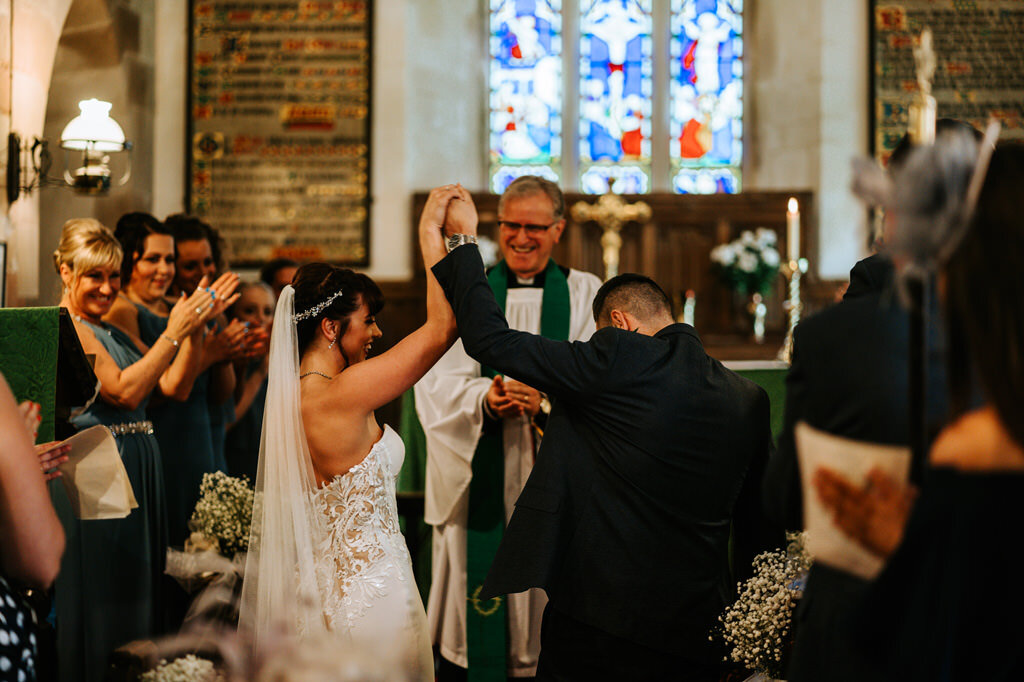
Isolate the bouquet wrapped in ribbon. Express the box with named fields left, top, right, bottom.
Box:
left=166, top=472, right=254, bottom=594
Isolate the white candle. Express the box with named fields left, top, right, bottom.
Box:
left=787, top=197, right=800, bottom=262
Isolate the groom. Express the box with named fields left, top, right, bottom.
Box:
left=426, top=192, right=779, bottom=680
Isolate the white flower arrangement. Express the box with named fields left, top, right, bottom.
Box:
left=140, top=655, right=224, bottom=682
left=189, top=471, right=254, bottom=557
left=711, top=228, right=781, bottom=296
left=718, top=532, right=811, bottom=679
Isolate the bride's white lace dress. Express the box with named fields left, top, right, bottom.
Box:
left=310, top=425, right=433, bottom=679
left=240, top=287, right=433, bottom=679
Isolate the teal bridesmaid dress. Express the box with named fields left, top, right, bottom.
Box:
left=54, top=319, right=167, bottom=682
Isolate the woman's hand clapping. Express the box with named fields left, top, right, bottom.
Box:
left=166, top=272, right=241, bottom=341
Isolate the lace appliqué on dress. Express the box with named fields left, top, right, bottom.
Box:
left=311, top=441, right=412, bottom=632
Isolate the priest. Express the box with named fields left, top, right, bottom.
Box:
left=414, top=176, right=601, bottom=680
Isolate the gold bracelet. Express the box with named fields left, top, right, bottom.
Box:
left=161, top=334, right=179, bottom=348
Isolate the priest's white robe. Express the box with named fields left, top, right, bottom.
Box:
left=415, top=268, right=601, bottom=677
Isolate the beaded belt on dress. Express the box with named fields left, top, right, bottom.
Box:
left=107, top=421, right=154, bottom=436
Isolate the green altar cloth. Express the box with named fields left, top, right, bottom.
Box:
left=0, top=307, right=60, bottom=443
left=725, top=360, right=789, bottom=441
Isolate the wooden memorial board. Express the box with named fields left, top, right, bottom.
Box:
left=872, top=1, right=1024, bottom=164
left=188, top=1, right=372, bottom=266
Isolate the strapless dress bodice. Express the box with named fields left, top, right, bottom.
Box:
left=311, top=425, right=412, bottom=630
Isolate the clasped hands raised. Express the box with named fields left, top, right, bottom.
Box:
left=418, top=184, right=479, bottom=260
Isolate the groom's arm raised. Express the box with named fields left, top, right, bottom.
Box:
left=432, top=199, right=617, bottom=402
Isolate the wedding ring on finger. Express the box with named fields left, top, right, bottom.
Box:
left=195, top=306, right=205, bottom=316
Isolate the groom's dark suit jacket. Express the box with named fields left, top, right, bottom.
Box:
left=433, top=245, right=778, bottom=661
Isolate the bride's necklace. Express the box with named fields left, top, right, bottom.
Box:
left=300, top=370, right=334, bottom=380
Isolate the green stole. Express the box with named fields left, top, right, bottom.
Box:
left=465, top=259, right=570, bottom=681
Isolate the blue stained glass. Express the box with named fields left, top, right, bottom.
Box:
left=673, top=167, right=739, bottom=194
left=670, top=0, right=743, bottom=194
left=578, top=0, right=653, bottom=194
left=489, top=0, right=563, bottom=192
left=581, top=165, right=649, bottom=194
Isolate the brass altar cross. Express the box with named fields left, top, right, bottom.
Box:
left=570, top=191, right=652, bottom=280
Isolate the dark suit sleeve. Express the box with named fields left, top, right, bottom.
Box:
left=732, top=388, right=785, bottom=584
left=432, top=245, right=617, bottom=400
left=762, top=323, right=808, bottom=532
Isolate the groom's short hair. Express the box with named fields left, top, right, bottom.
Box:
left=593, top=273, right=672, bottom=326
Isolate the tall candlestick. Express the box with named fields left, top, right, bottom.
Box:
left=787, top=197, right=800, bottom=262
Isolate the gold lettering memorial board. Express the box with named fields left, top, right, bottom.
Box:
left=872, top=1, right=1024, bottom=163
left=188, top=1, right=371, bottom=266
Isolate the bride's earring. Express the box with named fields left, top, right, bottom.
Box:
left=328, top=337, right=337, bottom=350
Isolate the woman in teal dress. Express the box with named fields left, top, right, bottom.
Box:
left=158, top=215, right=248, bottom=543
left=108, top=214, right=244, bottom=548
left=54, top=218, right=237, bottom=682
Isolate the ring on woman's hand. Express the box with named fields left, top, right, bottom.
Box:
left=195, top=306, right=204, bottom=315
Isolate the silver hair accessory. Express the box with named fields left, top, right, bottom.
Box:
left=292, top=289, right=344, bottom=322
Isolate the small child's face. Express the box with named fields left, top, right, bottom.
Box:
left=234, top=286, right=275, bottom=332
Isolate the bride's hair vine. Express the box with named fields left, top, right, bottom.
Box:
left=292, top=289, right=344, bottom=322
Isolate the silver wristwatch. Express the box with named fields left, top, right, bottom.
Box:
left=446, top=233, right=478, bottom=253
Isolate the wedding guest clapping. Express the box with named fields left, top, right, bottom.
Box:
left=53, top=218, right=236, bottom=682
left=224, top=282, right=274, bottom=483
left=155, top=215, right=243, bottom=548
left=165, top=215, right=243, bottom=469
left=105, top=213, right=178, bottom=344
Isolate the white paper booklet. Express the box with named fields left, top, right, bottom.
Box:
left=795, top=421, right=910, bottom=580
left=57, top=425, right=138, bottom=520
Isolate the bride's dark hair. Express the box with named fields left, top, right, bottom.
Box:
left=292, top=262, right=383, bottom=359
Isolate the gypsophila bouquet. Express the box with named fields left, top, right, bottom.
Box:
left=188, top=471, right=254, bottom=557
left=718, top=532, right=811, bottom=679
left=710, top=228, right=781, bottom=297
left=140, top=655, right=224, bottom=682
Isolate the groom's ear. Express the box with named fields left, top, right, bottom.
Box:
left=608, top=309, right=636, bottom=332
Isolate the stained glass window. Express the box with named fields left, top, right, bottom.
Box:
left=486, top=0, right=744, bottom=195
left=578, top=0, right=653, bottom=194
left=488, top=0, right=564, bottom=193
left=669, top=0, right=743, bottom=194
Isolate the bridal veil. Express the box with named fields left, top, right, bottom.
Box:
left=239, top=285, right=329, bottom=647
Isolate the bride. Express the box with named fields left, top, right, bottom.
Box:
left=240, top=186, right=468, bottom=677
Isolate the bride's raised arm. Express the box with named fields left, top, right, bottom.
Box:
left=327, top=184, right=468, bottom=412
